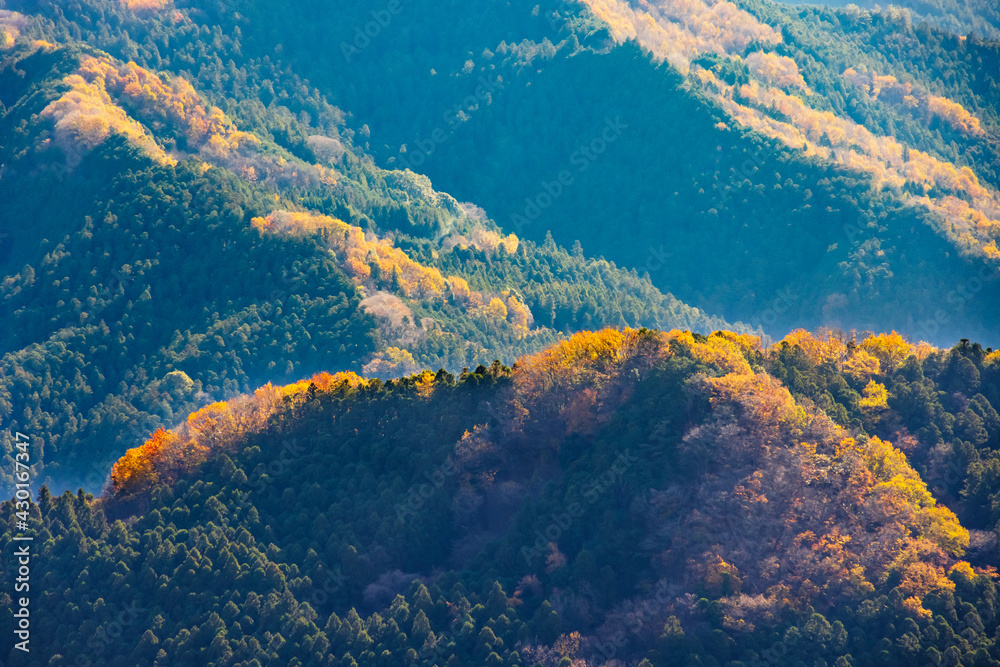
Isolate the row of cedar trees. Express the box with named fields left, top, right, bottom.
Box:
left=111, top=327, right=960, bottom=501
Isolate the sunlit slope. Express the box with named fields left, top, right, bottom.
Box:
left=0, top=41, right=742, bottom=494
left=180, top=0, right=1000, bottom=343
left=582, top=0, right=1000, bottom=262
left=10, top=327, right=995, bottom=664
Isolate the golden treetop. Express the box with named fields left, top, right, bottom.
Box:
left=779, top=329, right=848, bottom=367
left=744, top=52, right=809, bottom=92
left=859, top=331, right=913, bottom=373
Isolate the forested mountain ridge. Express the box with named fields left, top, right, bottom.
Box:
left=191, top=0, right=1000, bottom=344
left=0, top=39, right=741, bottom=495
left=5, top=0, right=1000, bottom=340
left=3, top=0, right=1000, bottom=664
left=3, top=327, right=1000, bottom=665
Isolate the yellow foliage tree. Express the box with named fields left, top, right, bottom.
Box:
left=927, top=95, right=985, bottom=137
left=0, top=27, right=16, bottom=50
left=362, top=347, right=418, bottom=378
left=41, top=71, right=173, bottom=166
left=781, top=329, right=847, bottom=367
left=668, top=330, right=754, bottom=375
left=843, top=348, right=881, bottom=382
left=475, top=297, right=509, bottom=325
left=252, top=210, right=535, bottom=327
left=858, top=380, right=889, bottom=411
left=504, top=293, right=531, bottom=330
left=413, top=370, right=436, bottom=399
left=744, top=52, right=808, bottom=91
left=859, top=332, right=912, bottom=373
left=122, top=0, right=170, bottom=11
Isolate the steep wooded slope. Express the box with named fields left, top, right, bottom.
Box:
left=4, top=328, right=1000, bottom=664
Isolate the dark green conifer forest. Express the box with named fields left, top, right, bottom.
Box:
left=2, top=0, right=1000, bottom=664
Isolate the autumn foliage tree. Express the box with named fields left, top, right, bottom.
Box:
left=110, top=372, right=366, bottom=499
left=860, top=331, right=913, bottom=373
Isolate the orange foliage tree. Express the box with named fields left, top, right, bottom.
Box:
left=656, top=327, right=970, bottom=615
left=110, top=372, right=367, bottom=498
left=500, top=328, right=761, bottom=451
left=111, top=427, right=178, bottom=498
